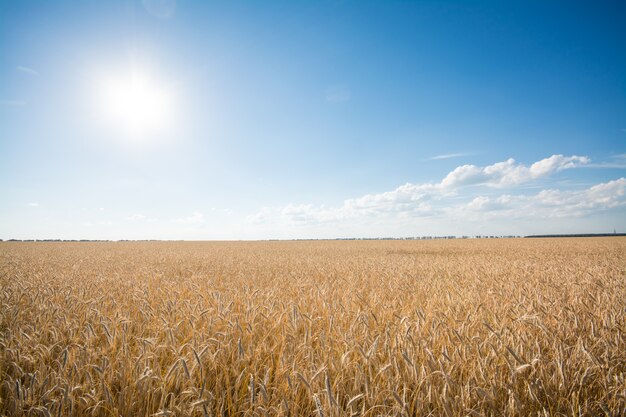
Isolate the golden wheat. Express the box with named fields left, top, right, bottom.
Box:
left=0, top=238, right=624, bottom=416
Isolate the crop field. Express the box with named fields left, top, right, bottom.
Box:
left=0, top=238, right=625, bottom=416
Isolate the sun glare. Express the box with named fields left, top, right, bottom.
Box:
left=98, top=70, right=175, bottom=139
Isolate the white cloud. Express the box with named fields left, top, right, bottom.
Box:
left=455, top=178, right=626, bottom=219
left=248, top=154, right=607, bottom=227
left=441, top=155, right=589, bottom=188
left=127, top=213, right=158, bottom=222
left=529, top=154, right=589, bottom=176
left=246, top=207, right=274, bottom=224
left=27, top=202, right=39, bottom=207
left=174, top=211, right=205, bottom=224
left=464, top=195, right=512, bottom=211
left=343, top=183, right=439, bottom=215
left=17, top=66, right=40, bottom=77
left=574, top=178, right=626, bottom=210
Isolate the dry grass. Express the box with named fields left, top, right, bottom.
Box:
left=0, top=238, right=624, bottom=416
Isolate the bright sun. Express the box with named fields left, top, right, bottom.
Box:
left=98, top=70, right=175, bottom=139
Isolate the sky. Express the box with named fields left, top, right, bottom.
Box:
left=0, top=0, right=625, bottom=240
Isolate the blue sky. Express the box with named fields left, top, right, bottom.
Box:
left=1, top=0, right=625, bottom=239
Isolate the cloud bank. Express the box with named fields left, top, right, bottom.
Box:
left=248, top=154, right=625, bottom=227
left=17, top=66, right=40, bottom=77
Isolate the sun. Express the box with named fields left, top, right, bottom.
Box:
left=98, top=69, right=175, bottom=139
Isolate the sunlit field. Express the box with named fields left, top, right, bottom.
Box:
left=1, top=238, right=624, bottom=416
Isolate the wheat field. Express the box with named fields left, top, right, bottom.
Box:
left=0, top=238, right=624, bottom=416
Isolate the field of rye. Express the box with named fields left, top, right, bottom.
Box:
left=0, top=238, right=624, bottom=417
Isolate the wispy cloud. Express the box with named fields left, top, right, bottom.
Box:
left=428, top=152, right=473, bottom=160
left=248, top=154, right=598, bottom=225
left=17, top=66, right=40, bottom=77
left=27, top=202, right=39, bottom=207
left=583, top=162, right=626, bottom=169
left=580, top=154, right=626, bottom=169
